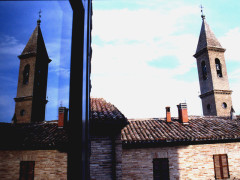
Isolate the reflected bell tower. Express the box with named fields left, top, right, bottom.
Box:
left=13, top=16, right=51, bottom=123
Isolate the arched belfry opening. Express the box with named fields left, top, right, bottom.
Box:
left=215, top=58, right=223, bottom=78
left=201, top=61, right=207, bottom=80
left=23, top=64, right=30, bottom=85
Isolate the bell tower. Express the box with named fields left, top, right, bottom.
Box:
left=193, top=13, right=232, bottom=116
left=13, top=18, right=51, bottom=123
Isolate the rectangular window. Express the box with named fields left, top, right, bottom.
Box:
left=153, top=158, right=170, bottom=180
left=19, top=161, right=35, bottom=180
left=213, top=154, right=230, bottom=179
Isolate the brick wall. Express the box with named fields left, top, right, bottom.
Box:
left=0, top=150, right=67, bottom=180
left=122, top=142, right=240, bottom=180
left=90, top=134, right=122, bottom=180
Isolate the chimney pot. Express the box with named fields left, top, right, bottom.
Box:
left=177, top=103, right=188, bottom=123
left=166, top=106, right=171, bottom=122
left=58, top=107, right=68, bottom=128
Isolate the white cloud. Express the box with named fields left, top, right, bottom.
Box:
left=220, top=27, right=240, bottom=62
left=92, top=5, right=198, bottom=42
left=0, top=35, right=25, bottom=55
left=91, top=3, right=203, bottom=118
left=91, top=2, right=240, bottom=118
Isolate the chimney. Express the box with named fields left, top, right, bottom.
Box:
left=177, top=103, right=188, bottom=124
left=166, top=106, right=171, bottom=122
left=58, top=107, right=68, bottom=128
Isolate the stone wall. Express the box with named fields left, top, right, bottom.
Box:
left=90, top=134, right=122, bottom=180
left=0, top=150, right=67, bottom=180
left=122, top=142, right=240, bottom=180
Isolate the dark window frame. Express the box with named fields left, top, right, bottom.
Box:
left=68, top=0, right=92, bottom=179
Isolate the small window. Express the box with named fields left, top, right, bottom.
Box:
left=201, top=61, right=207, bottom=80
left=23, top=64, right=30, bottom=84
left=20, top=110, right=25, bottom=116
left=153, top=158, right=170, bottom=180
left=19, top=161, right=35, bottom=180
left=207, top=104, right=211, bottom=111
left=222, top=102, right=227, bottom=109
left=215, top=59, right=223, bottom=78
left=213, top=154, right=230, bottom=179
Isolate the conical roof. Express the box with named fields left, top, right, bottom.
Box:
left=195, top=17, right=223, bottom=54
left=20, top=20, right=48, bottom=58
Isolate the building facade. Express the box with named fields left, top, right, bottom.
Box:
left=121, top=107, right=240, bottom=180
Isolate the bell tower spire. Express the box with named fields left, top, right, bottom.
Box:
left=193, top=11, right=233, bottom=117
left=13, top=16, right=51, bottom=123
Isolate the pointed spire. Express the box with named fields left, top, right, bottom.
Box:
left=195, top=12, right=224, bottom=55
left=19, top=14, right=49, bottom=61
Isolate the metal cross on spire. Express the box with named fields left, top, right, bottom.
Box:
left=200, top=4, right=205, bottom=19
left=37, top=9, right=42, bottom=25
left=38, top=9, right=42, bottom=20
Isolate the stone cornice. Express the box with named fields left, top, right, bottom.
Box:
left=193, top=46, right=226, bottom=58
left=200, top=90, right=232, bottom=98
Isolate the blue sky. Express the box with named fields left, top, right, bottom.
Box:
left=1, top=1, right=240, bottom=122
left=0, top=1, right=72, bottom=122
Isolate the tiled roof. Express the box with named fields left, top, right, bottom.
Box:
left=0, top=122, right=69, bottom=150
left=122, top=117, right=240, bottom=145
left=195, top=18, right=223, bottom=54
left=0, top=98, right=128, bottom=149
left=90, top=98, right=128, bottom=125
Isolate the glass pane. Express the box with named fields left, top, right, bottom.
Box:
left=221, top=155, right=228, bottom=166
left=215, top=167, right=221, bottom=179
left=214, top=155, right=220, bottom=167
left=222, top=167, right=229, bottom=178
left=0, top=1, right=72, bottom=123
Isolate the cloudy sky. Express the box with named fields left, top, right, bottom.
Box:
left=0, top=0, right=240, bottom=122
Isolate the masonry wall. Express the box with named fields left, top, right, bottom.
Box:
left=90, top=134, right=122, bottom=180
left=0, top=150, right=67, bottom=180
left=122, top=142, right=240, bottom=180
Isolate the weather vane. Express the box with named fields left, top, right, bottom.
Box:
left=200, top=4, right=205, bottom=19
left=37, top=9, right=42, bottom=25
left=38, top=9, right=42, bottom=20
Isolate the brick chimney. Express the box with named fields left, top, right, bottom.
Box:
left=166, top=106, right=171, bottom=122
left=177, top=103, right=188, bottom=124
left=58, top=107, right=68, bottom=128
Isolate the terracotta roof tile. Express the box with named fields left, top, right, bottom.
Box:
left=0, top=98, right=128, bottom=149
left=0, top=122, right=69, bottom=150
left=122, top=117, right=240, bottom=145
left=90, top=98, right=128, bottom=125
